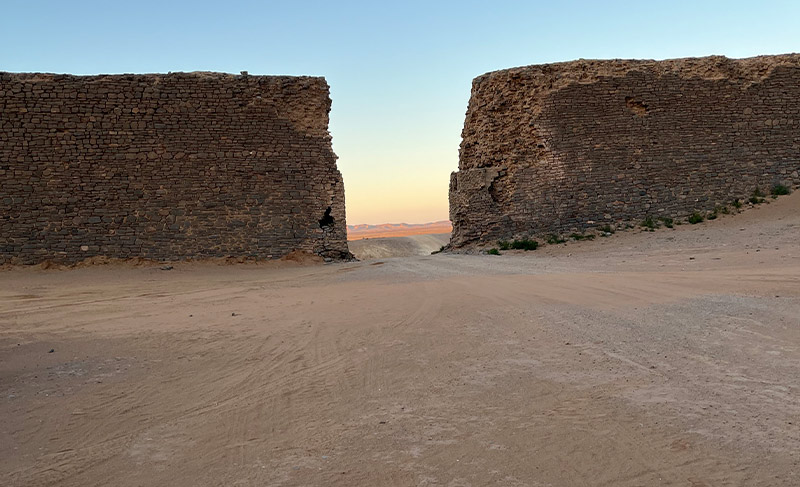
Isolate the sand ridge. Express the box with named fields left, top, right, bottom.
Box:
left=348, top=233, right=450, bottom=260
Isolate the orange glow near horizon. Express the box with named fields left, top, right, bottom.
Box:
left=334, top=124, right=459, bottom=226
left=343, top=177, right=450, bottom=226
left=347, top=220, right=452, bottom=240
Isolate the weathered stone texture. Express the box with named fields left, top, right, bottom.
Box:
left=450, top=55, right=800, bottom=246
left=0, top=72, right=351, bottom=264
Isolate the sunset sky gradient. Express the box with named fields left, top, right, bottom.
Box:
left=3, top=1, right=799, bottom=224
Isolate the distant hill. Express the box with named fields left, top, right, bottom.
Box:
left=347, top=220, right=452, bottom=240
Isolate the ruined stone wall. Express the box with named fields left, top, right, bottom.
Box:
left=450, top=55, right=800, bottom=247
left=1, top=72, right=351, bottom=264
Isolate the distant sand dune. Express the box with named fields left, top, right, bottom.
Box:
left=348, top=233, right=450, bottom=260
left=348, top=220, right=452, bottom=240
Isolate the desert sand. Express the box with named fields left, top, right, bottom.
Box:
left=1, top=193, right=799, bottom=486
left=348, top=233, right=450, bottom=260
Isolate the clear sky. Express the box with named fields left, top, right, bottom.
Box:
left=2, top=1, right=799, bottom=224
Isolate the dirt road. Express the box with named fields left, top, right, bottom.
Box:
left=2, top=194, right=799, bottom=486
left=348, top=233, right=450, bottom=260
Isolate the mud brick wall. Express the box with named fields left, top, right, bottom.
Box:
left=0, top=72, right=351, bottom=264
left=450, top=55, right=800, bottom=247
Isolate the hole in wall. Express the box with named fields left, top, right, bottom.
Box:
left=625, top=96, right=648, bottom=116
left=488, top=179, right=501, bottom=203
left=488, top=171, right=506, bottom=203
left=319, top=206, right=335, bottom=228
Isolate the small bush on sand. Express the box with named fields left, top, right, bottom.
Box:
left=659, top=217, right=674, bottom=228
left=498, top=240, right=511, bottom=251
left=640, top=216, right=657, bottom=230
left=749, top=188, right=766, bottom=205
left=510, top=239, right=539, bottom=251
left=546, top=234, right=566, bottom=245
left=707, top=205, right=726, bottom=220
left=688, top=212, right=704, bottom=224
left=732, top=198, right=743, bottom=209
left=487, top=248, right=501, bottom=255
left=570, top=233, right=596, bottom=241
left=771, top=184, right=791, bottom=196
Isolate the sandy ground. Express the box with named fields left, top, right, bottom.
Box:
left=1, top=193, right=799, bottom=486
left=348, top=233, right=450, bottom=260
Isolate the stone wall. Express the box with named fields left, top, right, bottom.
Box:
left=1, top=72, right=351, bottom=264
left=450, top=55, right=800, bottom=247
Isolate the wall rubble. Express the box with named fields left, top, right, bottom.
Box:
left=1, top=72, right=351, bottom=264
left=450, top=55, right=800, bottom=247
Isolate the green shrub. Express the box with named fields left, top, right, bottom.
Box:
left=599, top=224, right=615, bottom=234
left=640, top=216, right=658, bottom=230
left=771, top=184, right=791, bottom=196
left=749, top=188, right=766, bottom=205
left=498, top=240, right=511, bottom=251
left=570, top=233, right=596, bottom=241
left=546, top=234, right=566, bottom=245
left=688, top=212, right=704, bottom=224
left=487, top=248, right=500, bottom=255
left=510, top=239, right=539, bottom=251
left=659, top=217, right=674, bottom=228
left=732, top=198, right=743, bottom=209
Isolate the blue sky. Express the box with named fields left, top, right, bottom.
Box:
left=3, top=1, right=799, bottom=224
